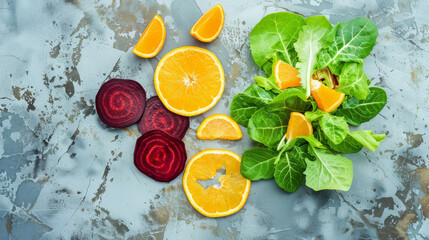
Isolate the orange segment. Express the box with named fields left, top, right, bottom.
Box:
left=133, top=15, right=166, bottom=58
left=286, top=112, right=313, bottom=141
left=310, top=80, right=345, bottom=113
left=183, top=149, right=251, bottom=217
left=274, top=60, right=302, bottom=89
left=197, top=114, right=242, bottom=140
left=190, top=4, right=225, bottom=42
left=154, top=46, right=225, bottom=116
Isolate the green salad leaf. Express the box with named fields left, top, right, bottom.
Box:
left=274, top=145, right=309, bottom=192
left=250, top=12, right=305, bottom=74
left=247, top=108, right=289, bottom=149
left=319, top=114, right=349, bottom=144
left=253, top=76, right=282, bottom=94
left=335, top=87, right=387, bottom=126
left=241, top=147, right=278, bottom=180
left=267, top=87, right=312, bottom=112
left=336, top=62, right=370, bottom=100
left=317, top=18, right=378, bottom=75
left=230, top=84, right=276, bottom=127
left=304, top=145, right=353, bottom=191
left=294, top=16, right=332, bottom=98
left=231, top=12, right=385, bottom=193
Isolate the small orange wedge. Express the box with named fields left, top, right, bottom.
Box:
left=197, top=114, right=242, bottom=140
left=133, top=15, right=166, bottom=58
left=183, top=149, right=251, bottom=217
left=310, top=80, right=345, bottom=113
left=154, top=46, right=224, bottom=116
left=274, top=60, right=302, bottom=89
left=286, top=112, right=313, bottom=141
left=190, top=4, right=225, bottom=42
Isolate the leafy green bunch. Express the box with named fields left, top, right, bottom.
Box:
left=230, top=13, right=387, bottom=192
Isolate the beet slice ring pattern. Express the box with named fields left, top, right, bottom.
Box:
left=138, top=96, right=190, bottom=139
left=96, top=79, right=146, bottom=128
left=134, top=130, right=187, bottom=182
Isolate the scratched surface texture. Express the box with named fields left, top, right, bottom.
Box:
left=0, top=0, right=428, bottom=239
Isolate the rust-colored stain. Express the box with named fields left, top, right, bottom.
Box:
left=123, top=128, right=140, bottom=137
left=395, top=213, right=416, bottom=240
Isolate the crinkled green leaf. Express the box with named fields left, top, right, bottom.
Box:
left=349, top=130, right=385, bottom=152
left=267, top=87, right=312, bottom=112
left=230, top=84, right=277, bottom=127
left=304, top=145, right=353, bottom=191
left=319, top=114, right=349, bottom=144
left=305, top=109, right=325, bottom=122
left=254, top=76, right=282, bottom=94
left=250, top=12, right=305, bottom=71
left=294, top=16, right=332, bottom=98
left=241, top=147, right=278, bottom=180
left=336, top=62, right=370, bottom=100
left=248, top=108, right=289, bottom=149
left=317, top=18, right=378, bottom=75
left=334, top=87, right=387, bottom=126
left=274, top=145, right=309, bottom=192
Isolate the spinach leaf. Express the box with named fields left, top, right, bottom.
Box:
left=334, top=87, right=387, bottom=126
left=248, top=107, right=289, bottom=149
left=304, top=145, right=353, bottom=191
left=349, top=130, right=385, bottom=152
left=278, top=135, right=325, bottom=151
left=254, top=76, right=282, bottom=94
left=230, top=84, right=277, bottom=127
left=241, top=147, right=278, bottom=180
left=274, top=145, right=309, bottom=192
left=319, top=114, right=349, bottom=144
left=336, top=62, right=370, bottom=100
left=250, top=12, right=305, bottom=72
left=317, top=18, right=378, bottom=75
left=316, top=127, right=363, bottom=154
left=267, top=87, right=312, bottom=112
left=305, top=109, right=325, bottom=122
left=294, top=16, right=332, bottom=98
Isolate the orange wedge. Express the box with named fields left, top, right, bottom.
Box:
left=197, top=114, right=242, bottom=140
left=133, top=15, right=166, bottom=58
left=190, top=4, right=225, bottom=42
left=286, top=112, right=313, bottom=141
left=274, top=60, right=302, bottom=89
left=310, top=80, right=345, bottom=113
left=183, top=149, right=251, bottom=217
left=154, top=46, right=224, bottom=116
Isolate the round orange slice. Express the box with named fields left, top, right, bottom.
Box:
left=154, top=46, right=225, bottom=116
left=310, top=80, right=345, bottom=113
left=197, top=114, right=242, bottom=140
left=183, top=149, right=251, bottom=217
left=133, top=15, right=166, bottom=58
left=274, top=60, right=302, bottom=89
left=190, top=4, right=225, bottom=42
left=286, top=112, right=313, bottom=141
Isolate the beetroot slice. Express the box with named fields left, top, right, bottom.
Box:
left=96, top=79, right=146, bottom=128
left=134, top=130, right=187, bottom=182
left=138, top=96, right=189, bottom=139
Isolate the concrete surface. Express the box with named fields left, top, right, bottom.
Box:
left=1, top=0, right=429, bottom=239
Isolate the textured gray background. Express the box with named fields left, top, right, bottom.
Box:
left=0, top=0, right=428, bottom=239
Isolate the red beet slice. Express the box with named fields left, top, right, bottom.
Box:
left=134, top=130, right=187, bottom=182
left=96, top=79, right=146, bottom=128
left=138, top=96, right=189, bottom=139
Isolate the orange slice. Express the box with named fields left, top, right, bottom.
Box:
left=197, top=114, right=242, bottom=140
left=274, top=60, right=301, bottom=89
left=286, top=112, right=313, bottom=141
left=154, top=46, right=224, bottom=116
left=310, top=80, right=345, bottom=113
left=133, top=15, right=166, bottom=58
left=190, top=4, right=225, bottom=42
left=183, top=149, right=251, bottom=217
